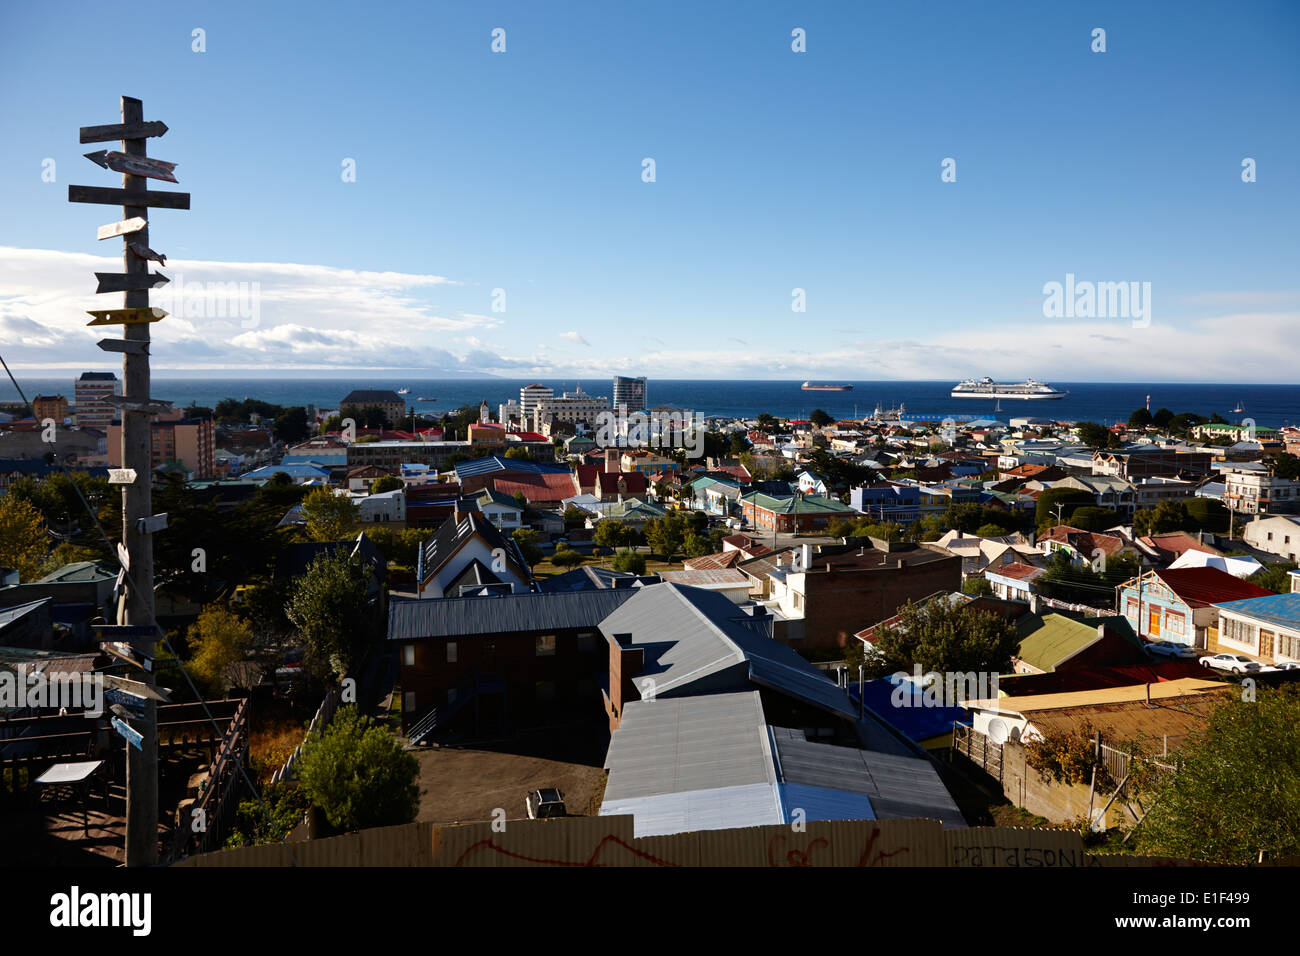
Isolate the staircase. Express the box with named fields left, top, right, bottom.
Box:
left=406, top=687, right=475, bottom=746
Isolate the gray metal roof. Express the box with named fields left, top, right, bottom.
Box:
left=388, top=589, right=635, bottom=641
left=601, top=692, right=965, bottom=837
left=597, top=583, right=856, bottom=717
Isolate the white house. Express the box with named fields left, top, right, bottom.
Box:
left=1242, top=514, right=1300, bottom=562
left=477, top=488, right=524, bottom=532
left=1214, top=593, right=1300, bottom=665
left=357, top=489, right=405, bottom=524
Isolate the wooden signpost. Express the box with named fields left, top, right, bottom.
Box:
left=97, top=217, right=147, bottom=240
left=104, top=395, right=173, bottom=415
left=70, top=96, right=188, bottom=867
left=84, top=150, right=178, bottom=183
left=86, top=307, right=167, bottom=326
left=95, top=271, right=168, bottom=294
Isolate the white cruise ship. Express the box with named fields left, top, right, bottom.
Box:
left=951, top=377, right=1067, bottom=400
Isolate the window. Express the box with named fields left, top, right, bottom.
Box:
left=1165, top=610, right=1185, bottom=636
left=402, top=644, right=415, bottom=667
left=536, top=634, right=556, bottom=656
left=446, top=641, right=458, bottom=663
left=1126, top=597, right=1138, bottom=619
left=403, top=691, right=416, bottom=713
left=577, top=631, right=598, bottom=653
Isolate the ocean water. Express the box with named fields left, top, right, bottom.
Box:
left=4, top=377, right=1298, bottom=428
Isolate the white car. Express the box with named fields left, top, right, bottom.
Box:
left=1266, top=661, right=1300, bottom=672
left=1146, top=640, right=1200, bottom=659
left=1199, top=653, right=1262, bottom=675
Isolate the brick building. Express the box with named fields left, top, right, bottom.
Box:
left=108, top=417, right=216, bottom=478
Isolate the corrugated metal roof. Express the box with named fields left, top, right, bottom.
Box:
left=388, top=589, right=635, bottom=640
left=1215, top=592, right=1300, bottom=630
left=454, top=456, right=571, bottom=478
left=597, top=583, right=855, bottom=716
left=601, top=784, right=785, bottom=838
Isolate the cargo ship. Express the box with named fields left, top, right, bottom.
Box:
left=802, top=382, right=853, bottom=391
left=951, top=377, right=1067, bottom=400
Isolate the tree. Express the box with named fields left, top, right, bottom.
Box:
left=285, top=551, right=373, bottom=678
left=962, top=576, right=993, bottom=596
left=872, top=597, right=1020, bottom=678
left=1037, top=550, right=1140, bottom=608
left=593, top=521, right=634, bottom=550
left=1132, top=500, right=1190, bottom=537
left=728, top=432, right=750, bottom=456
left=1035, top=488, right=1094, bottom=528
left=1075, top=421, right=1116, bottom=449
left=512, top=528, right=543, bottom=566
left=188, top=605, right=257, bottom=694
left=1152, top=407, right=1175, bottom=428
left=296, top=706, right=420, bottom=834
left=682, top=531, right=713, bottom=559
left=756, top=413, right=777, bottom=432
left=300, top=487, right=359, bottom=542
left=551, top=545, right=585, bottom=568
left=644, top=513, right=687, bottom=562
left=505, top=446, right=532, bottom=461
left=1069, top=506, right=1121, bottom=532
left=1249, top=561, right=1297, bottom=595
left=1184, top=497, right=1230, bottom=533
left=612, top=549, right=646, bottom=574
left=0, top=495, right=48, bottom=580
left=1127, top=408, right=1153, bottom=428
left=1266, top=453, right=1300, bottom=481
left=370, top=475, right=403, bottom=494
left=1135, top=689, right=1300, bottom=864
left=975, top=523, right=1009, bottom=538
left=273, top=406, right=311, bottom=444
left=809, top=409, right=833, bottom=428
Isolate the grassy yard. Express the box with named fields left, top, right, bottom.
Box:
left=530, top=550, right=687, bottom=578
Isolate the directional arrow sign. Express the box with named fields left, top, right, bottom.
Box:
left=96, top=217, right=148, bottom=240
left=108, top=467, right=137, bottom=485
left=116, top=542, right=131, bottom=570
left=126, top=240, right=166, bottom=265
left=103, top=641, right=153, bottom=672
left=68, top=184, right=189, bottom=210
left=102, top=673, right=171, bottom=703
left=136, top=513, right=168, bottom=534
left=104, top=395, right=173, bottom=415
left=94, top=271, right=168, bottom=294
left=111, top=717, right=144, bottom=751
left=97, top=338, right=149, bottom=356
left=85, top=307, right=167, bottom=326
left=94, top=624, right=160, bottom=639
left=84, top=150, right=178, bottom=183
left=106, top=687, right=151, bottom=719
left=80, top=120, right=169, bottom=144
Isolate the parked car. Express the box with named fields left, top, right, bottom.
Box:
left=1146, top=640, right=1200, bottom=659
left=1266, top=661, right=1300, bottom=672
left=525, top=788, right=566, bottom=820
left=1199, top=653, right=1262, bottom=675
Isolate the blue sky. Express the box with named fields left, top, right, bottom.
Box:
left=1, top=0, right=1297, bottom=381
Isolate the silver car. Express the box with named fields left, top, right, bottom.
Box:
left=1146, top=640, right=1200, bottom=659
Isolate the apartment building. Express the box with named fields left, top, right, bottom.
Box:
left=73, top=372, right=119, bottom=430
left=107, top=417, right=216, bottom=478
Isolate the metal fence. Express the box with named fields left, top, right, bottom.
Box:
left=271, top=684, right=342, bottom=785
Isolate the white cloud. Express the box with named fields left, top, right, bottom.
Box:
left=558, top=330, right=590, bottom=346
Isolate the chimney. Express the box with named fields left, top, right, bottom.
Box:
left=801, top=543, right=813, bottom=569
left=1029, top=593, right=1039, bottom=614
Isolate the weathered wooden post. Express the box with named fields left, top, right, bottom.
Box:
left=70, top=96, right=188, bottom=866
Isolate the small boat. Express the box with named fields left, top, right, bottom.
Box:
left=396, top=387, right=410, bottom=395
left=416, top=397, right=437, bottom=402
left=1232, top=400, right=1245, bottom=413
left=802, top=382, right=853, bottom=391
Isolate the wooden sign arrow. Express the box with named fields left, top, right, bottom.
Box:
left=84, top=150, right=178, bottom=183
left=68, top=184, right=189, bottom=210
left=97, top=217, right=148, bottom=240
left=136, top=513, right=169, bottom=534
left=80, top=120, right=169, bottom=144
left=94, top=271, right=168, bottom=294
left=97, top=338, right=149, bottom=356
left=111, top=717, right=144, bottom=751
left=117, top=542, right=131, bottom=570
left=108, top=468, right=138, bottom=485
left=127, top=240, right=166, bottom=265
left=85, top=307, right=167, bottom=326
left=103, top=641, right=153, bottom=672
left=105, top=397, right=173, bottom=415
left=105, top=687, right=150, bottom=718
left=103, top=673, right=170, bottom=703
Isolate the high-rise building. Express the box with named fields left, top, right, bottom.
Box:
left=32, top=395, right=69, bottom=423
left=534, top=387, right=610, bottom=431
left=612, top=375, right=647, bottom=412
left=108, top=417, right=216, bottom=478
left=520, top=384, right=553, bottom=422
left=74, top=372, right=120, bottom=430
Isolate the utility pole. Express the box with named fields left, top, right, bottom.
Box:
left=70, top=96, right=189, bottom=866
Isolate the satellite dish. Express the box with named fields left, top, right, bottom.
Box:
left=987, top=717, right=1009, bottom=744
